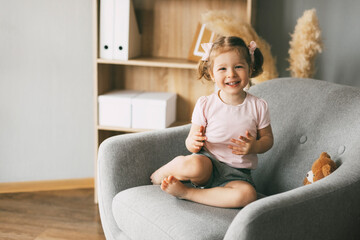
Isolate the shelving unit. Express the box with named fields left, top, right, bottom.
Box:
left=93, top=0, right=255, bottom=201
left=97, top=57, right=198, bottom=69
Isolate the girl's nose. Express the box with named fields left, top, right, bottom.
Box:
left=227, top=68, right=236, bottom=78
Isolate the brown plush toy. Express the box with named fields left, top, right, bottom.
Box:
left=303, top=152, right=337, bottom=185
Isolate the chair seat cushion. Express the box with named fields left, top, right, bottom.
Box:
left=112, top=185, right=239, bottom=240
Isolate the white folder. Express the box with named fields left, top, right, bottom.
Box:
left=99, top=0, right=115, bottom=59
left=113, top=0, right=141, bottom=60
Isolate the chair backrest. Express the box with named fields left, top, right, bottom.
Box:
left=249, top=78, right=360, bottom=195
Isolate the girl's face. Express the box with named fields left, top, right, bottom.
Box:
left=211, top=50, right=250, bottom=97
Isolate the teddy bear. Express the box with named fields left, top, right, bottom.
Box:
left=303, top=152, right=337, bottom=185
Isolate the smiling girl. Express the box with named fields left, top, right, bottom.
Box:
left=150, top=36, right=273, bottom=208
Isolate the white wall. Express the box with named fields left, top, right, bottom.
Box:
left=0, top=0, right=94, bottom=182
left=256, top=0, right=360, bottom=87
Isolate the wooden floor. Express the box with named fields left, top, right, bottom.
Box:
left=0, top=188, right=106, bottom=240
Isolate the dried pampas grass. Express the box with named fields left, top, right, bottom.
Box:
left=288, top=9, right=323, bottom=78
left=201, top=11, right=278, bottom=85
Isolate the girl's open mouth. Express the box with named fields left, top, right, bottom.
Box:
left=226, top=81, right=240, bottom=87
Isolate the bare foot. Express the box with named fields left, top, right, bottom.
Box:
left=150, top=167, right=167, bottom=185
left=161, top=176, right=189, bottom=199
left=150, top=155, right=190, bottom=185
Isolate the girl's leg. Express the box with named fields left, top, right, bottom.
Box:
left=150, top=154, right=213, bottom=186
left=161, top=176, right=257, bottom=208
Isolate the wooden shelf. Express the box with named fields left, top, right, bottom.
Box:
left=97, top=57, right=197, bottom=69
left=93, top=0, right=255, bottom=202
left=97, top=121, right=190, bottom=133
left=97, top=125, right=149, bottom=133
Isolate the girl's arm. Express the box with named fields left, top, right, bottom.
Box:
left=229, top=125, right=274, bottom=155
left=253, top=125, right=274, bottom=154
left=185, top=124, right=207, bottom=153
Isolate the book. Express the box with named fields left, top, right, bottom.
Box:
left=113, top=0, right=141, bottom=60
left=99, top=0, right=114, bottom=59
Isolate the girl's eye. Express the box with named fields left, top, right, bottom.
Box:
left=218, top=67, right=226, bottom=71
left=235, top=65, right=244, bottom=69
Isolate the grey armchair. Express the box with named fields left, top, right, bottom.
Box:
left=97, top=78, right=360, bottom=240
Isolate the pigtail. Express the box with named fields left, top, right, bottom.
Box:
left=197, top=60, right=212, bottom=81
left=251, top=48, right=264, bottom=78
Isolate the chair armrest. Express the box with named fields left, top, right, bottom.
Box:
left=97, top=124, right=190, bottom=240
left=224, top=172, right=360, bottom=240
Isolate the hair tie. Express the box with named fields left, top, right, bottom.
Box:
left=201, top=42, right=213, bottom=61
left=248, top=41, right=257, bottom=63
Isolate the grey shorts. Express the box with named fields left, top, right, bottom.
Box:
left=191, top=150, right=256, bottom=189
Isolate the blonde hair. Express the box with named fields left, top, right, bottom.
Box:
left=198, top=36, right=263, bottom=82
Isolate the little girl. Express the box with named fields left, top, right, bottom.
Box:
left=151, top=36, right=273, bottom=208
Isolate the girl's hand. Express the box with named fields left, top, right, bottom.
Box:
left=191, top=125, right=207, bottom=151
left=228, top=130, right=257, bottom=155
left=186, top=125, right=207, bottom=153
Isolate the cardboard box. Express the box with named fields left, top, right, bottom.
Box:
left=98, top=90, right=142, bottom=128
left=132, top=92, right=177, bottom=129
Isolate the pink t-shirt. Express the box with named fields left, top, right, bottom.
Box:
left=191, top=91, right=270, bottom=169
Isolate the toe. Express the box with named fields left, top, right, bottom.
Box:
left=168, top=175, right=177, bottom=183
left=162, top=178, right=168, bottom=184
left=161, top=181, right=168, bottom=190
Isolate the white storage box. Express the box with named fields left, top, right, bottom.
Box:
left=98, top=90, right=142, bottom=128
left=132, top=92, right=177, bottom=129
